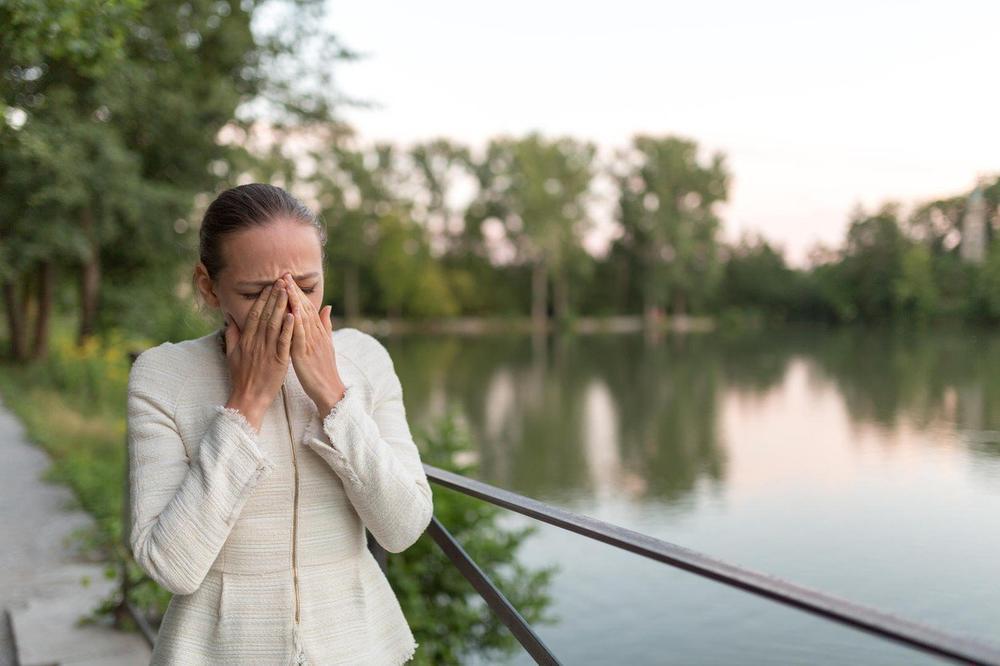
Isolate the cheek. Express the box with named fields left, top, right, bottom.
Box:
left=223, top=299, right=252, bottom=329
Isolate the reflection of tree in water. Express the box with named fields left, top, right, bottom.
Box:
left=387, top=332, right=527, bottom=483
left=706, top=323, right=1000, bottom=463
left=709, top=323, right=1000, bottom=461
left=606, top=332, right=727, bottom=500
left=390, top=331, right=730, bottom=504
left=712, top=326, right=806, bottom=393
left=781, top=325, right=1000, bottom=460
left=389, top=325, right=1000, bottom=512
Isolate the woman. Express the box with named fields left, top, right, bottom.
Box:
left=126, top=183, right=433, bottom=665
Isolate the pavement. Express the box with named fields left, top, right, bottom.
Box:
left=0, top=392, right=151, bottom=665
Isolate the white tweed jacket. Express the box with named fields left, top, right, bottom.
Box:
left=126, top=325, right=433, bottom=665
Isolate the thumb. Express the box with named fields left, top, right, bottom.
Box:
left=321, top=305, right=333, bottom=333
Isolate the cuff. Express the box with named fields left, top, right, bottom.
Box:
left=209, top=404, right=277, bottom=526
left=302, top=384, right=364, bottom=487
left=212, top=404, right=276, bottom=472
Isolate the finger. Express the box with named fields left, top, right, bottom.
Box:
left=284, top=275, right=302, bottom=319
left=243, top=284, right=273, bottom=343
left=284, top=276, right=319, bottom=341
left=278, top=310, right=294, bottom=362
left=315, top=303, right=328, bottom=335
left=266, top=283, right=288, bottom=351
left=286, top=275, right=316, bottom=318
left=257, top=280, right=282, bottom=340
left=291, top=287, right=307, bottom=354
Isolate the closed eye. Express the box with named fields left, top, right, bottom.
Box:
left=241, top=286, right=316, bottom=300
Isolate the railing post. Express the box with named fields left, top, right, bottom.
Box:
left=367, top=528, right=388, bottom=575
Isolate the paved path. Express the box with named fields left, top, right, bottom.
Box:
left=0, top=391, right=151, bottom=665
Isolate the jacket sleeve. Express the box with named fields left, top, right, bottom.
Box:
left=302, top=333, right=434, bottom=553
left=126, top=346, right=277, bottom=595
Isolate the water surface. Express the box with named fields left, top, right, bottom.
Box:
left=385, top=324, right=1000, bottom=664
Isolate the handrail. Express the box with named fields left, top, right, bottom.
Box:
left=418, top=464, right=1000, bottom=665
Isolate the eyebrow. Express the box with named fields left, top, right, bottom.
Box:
left=236, top=272, right=320, bottom=288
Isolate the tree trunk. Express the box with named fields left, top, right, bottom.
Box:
left=553, top=268, right=569, bottom=324
left=31, top=260, right=54, bottom=359
left=78, top=208, right=101, bottom=345
left=641, top=253, right=660, bottom=330
left=531, top=258, right=548, bottom=332
left=2, top=279, right=27, bottom=361
left=673, top=291, right=687, bottom=318
left=643, top=303, right=663, bottom=330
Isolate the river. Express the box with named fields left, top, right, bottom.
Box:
left=387, top=323, right=1000, bottom=664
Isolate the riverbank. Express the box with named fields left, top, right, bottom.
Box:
left=335, top=313, right=717, bottom=336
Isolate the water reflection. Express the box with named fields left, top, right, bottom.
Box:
left=385, top=324, right=1000, bottom=664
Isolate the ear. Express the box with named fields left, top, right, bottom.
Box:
left=193, top=262, right=220, bottom=308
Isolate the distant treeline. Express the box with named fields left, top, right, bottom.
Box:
left=3, top=0, right=1000, bottom=362
left=228, top=134, right=1000, bottom=331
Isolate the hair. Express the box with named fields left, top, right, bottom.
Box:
left=193, top=183, right=327, bottom=311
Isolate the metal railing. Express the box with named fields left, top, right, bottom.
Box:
left=119, top=351, right=1000, bottom=665
left=414, top=466, right=1000, bottom=665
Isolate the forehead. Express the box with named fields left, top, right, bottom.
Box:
left=222, top=219, right=323, bottom=286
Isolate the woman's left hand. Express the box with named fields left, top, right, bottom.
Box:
left=281, top=272, right=347, bottom=417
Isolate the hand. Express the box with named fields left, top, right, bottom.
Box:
left=281, top=272, right=346, bottom=417
left=223, top=278, right=294, bottom=432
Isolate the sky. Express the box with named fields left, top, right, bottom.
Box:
left=322, top=0, right=999, bottom=267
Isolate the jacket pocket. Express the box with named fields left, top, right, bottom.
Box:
left=214, top=570, right=294, bottom=662
left=216, top=570, right=295, bottom=635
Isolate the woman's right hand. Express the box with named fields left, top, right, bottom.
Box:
left=222, top=278, right=295, bottom=432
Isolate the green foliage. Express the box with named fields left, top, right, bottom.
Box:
left=614, top=134, right=730, bottom=315
left=372, top=211, right=459, bottom=318
left=32, top=317, right=142, bottom=414
left=806, top=260, right=858, bottom=323
left=465, top=132, right=598, bottom=320
left=968, top=243, right=1000, bottom=322
left=893, top=243, right=938, bottom=320
left=0, top=318, right=144, bottom=565
left=391, top=408, right=559, bottom=664
left=838, top=203, right=908, bottom=320
left=0, top=0, right=144, bottom=77
left=719, top=232, right=803, bottom=323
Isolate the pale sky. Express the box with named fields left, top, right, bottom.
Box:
left=323, top=0, right=999, bottom=267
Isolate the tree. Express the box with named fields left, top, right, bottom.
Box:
left=309, top=136, right=402, bottom=321
left=720, top=232, right=801, bottom=322
left=0, top=0, right=145, bottom=358
left=466, top=132, right=597, bottom=329
left=893, top=242, right=938, bottom=320
left=612, top=135, right=730, bottom=322
left=840, top=202, right=908, bottom=321
left=1, top=0, right=358, bottom=356
left=407, top=138, right=474, bottom=259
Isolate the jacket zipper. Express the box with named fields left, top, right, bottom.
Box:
left=280, top=382, right=304, bottom=662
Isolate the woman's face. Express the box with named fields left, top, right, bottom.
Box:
left=196, top=217, right=325, bottom=331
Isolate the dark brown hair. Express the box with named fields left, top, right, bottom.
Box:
left=197, top=183, right=327, bottom=284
